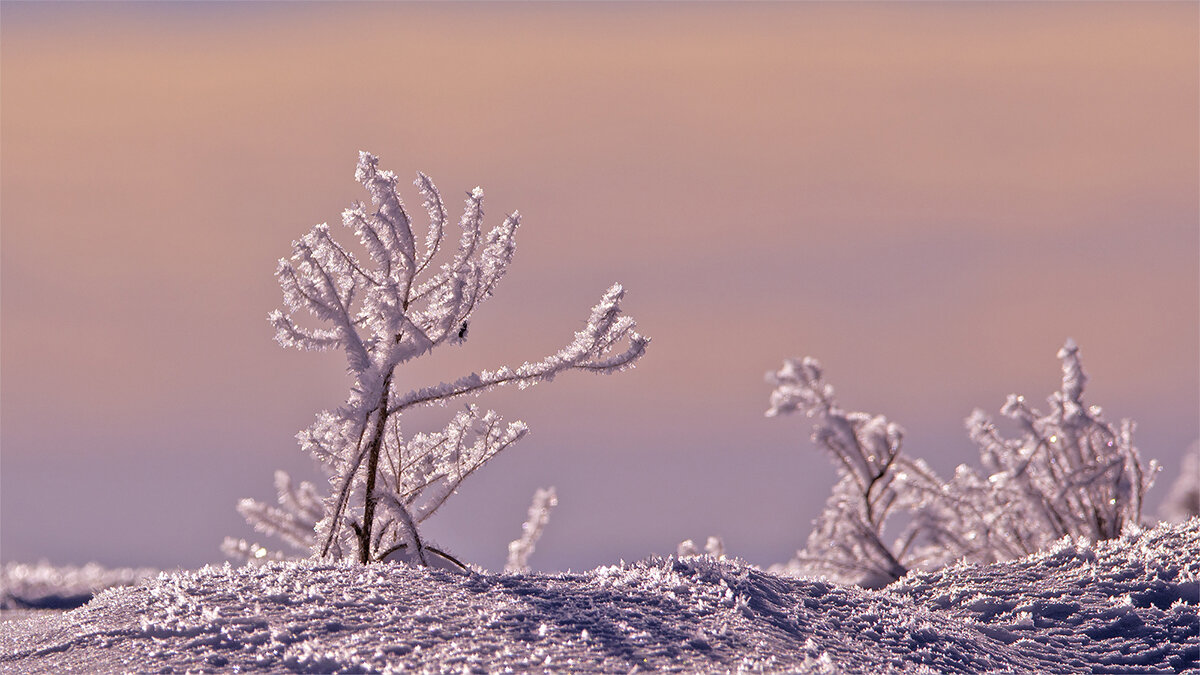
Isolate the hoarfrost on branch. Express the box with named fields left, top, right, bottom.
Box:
left=505, top=487, right=558, bottom=573
left=767, top=340, right=1158, bottom=587
left=227, top=152, right=648, bottom=567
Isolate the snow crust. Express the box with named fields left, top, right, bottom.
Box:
left=3, top=520, right=1197, bottom=673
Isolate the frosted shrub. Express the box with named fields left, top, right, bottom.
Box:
left=768, top=340, right=1158, bottom=587
left=1158, top=441, right=1199, bottom=524
left=766, top=357, right=919, bottom=588
left=223, top=471, right=322, bottom=563
left=922, top=340, right=1158, bottom=565
left=504, top=487, right=557, bottom=573
left=226, top=152, right=648, bottom=566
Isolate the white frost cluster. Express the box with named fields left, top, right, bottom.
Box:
left=1159, top=441, right=1200, bottom=524
left=768, top=340, right=1159, bottom=587
left=766, top=356, right=914, bottom=588
left=221, top=471, right=322, bottom=563
left=677, top=536, right=726, bottom=559
left=231, top=152, right=648, bottom=566
left=505, top=487, right=558, bottom=573
left=925, top=339, right=1158, bottom=564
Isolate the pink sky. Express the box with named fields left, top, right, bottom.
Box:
left=2, top=2, right=1196, bottom=572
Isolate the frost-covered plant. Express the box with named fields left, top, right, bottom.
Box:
left=913, top=339, right=1158, bottom=567
left=768, top=340, right=1159, bottom=587
left=504, top=487, right=557, bottom=573
left=222, top=471, right=321, bottom=563
left=1158, top=442, right=1198, bottom=524
left=222, top=469, right=469, bottom=570
left=766, top=357, right=918, bottom=588
left=229, top=152, right=648, bottom=566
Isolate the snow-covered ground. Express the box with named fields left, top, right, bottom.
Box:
left=2, top=520, right=1197, bottom=673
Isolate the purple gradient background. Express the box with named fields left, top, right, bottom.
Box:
left=2, top=2, right=1196, bottom=573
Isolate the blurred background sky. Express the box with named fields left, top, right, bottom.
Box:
left=2, top=2, right=1197, bottom=573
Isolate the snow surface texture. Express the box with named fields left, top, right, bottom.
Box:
left=0, top=562, right=158, bottom=610
left=3, top=520, right=1197, bottom=674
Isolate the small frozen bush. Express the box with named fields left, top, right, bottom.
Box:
left=766, top=356, right=918, bottom=588
left=768, top=340, right=1158, bottom=587
left=504, top=487, right=558, bottom=573
left=922, top=340, right=1158, bottom=564
left=223, top=470, right=321, bottom=563
left=225, top=152, right=648, bottom=567
left=1159, top=441, right=1200, bottom=523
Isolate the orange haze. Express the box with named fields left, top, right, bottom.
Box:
left=2, top=2, right=1196, bottom=571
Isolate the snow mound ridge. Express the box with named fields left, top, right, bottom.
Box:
left=891, top=518, right=1200, bottom=673
left=3, top=520, right=1197, bottom=674
left=1, top=562, right=158, bottom=610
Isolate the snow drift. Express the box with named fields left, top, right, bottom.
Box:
left=1, top=563, right=158, bottom=611
left=3, top=520, right=1197, bottom=673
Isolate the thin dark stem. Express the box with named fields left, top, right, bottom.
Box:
left=374, top=543, right=468, bottom=571
left=357, top=374, right=393, bottom=564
